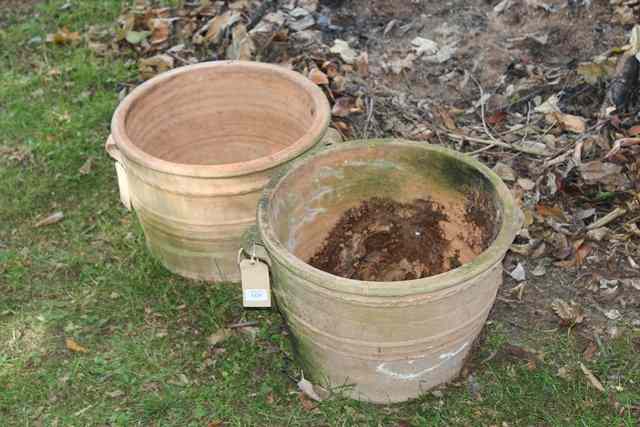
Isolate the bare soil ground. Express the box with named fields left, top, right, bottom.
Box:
left=311, top=0, right=637, bottom=338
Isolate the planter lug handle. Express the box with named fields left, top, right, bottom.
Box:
left=105, top=134, right=131, bottom=211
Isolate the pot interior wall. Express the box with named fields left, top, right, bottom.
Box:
left=124, top=67, right=317, bottom=165
left=268, top=144, right=503, bottom=268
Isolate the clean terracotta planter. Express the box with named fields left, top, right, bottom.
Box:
left=256, top=139, right=522, bottom=403
left=106, top=60, right=330, bottom=282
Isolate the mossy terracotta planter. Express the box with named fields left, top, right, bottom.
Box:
left=256, top=139, right=522, bottom=403
left=105, top=61, right=330, bottom=282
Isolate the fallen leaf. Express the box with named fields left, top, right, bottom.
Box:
left=65, top=338, right=88, bottom=353
left=35, top=211, right=64, bottom=228
left=79, top=157, right=94, bottom=175
left=586, top=227, right=611, bottom=242
left=509, top=263, right=526, bottom=282
left=531, top=264, right=546, bottom=277
left=226, top=24, right=255, bottom=61
left=411, top=36, right=438, bottom=56
left=150, top=18, right=171, bottom=45
left=436, top=107, right=457, bottom=131
left=139, top=54, right=174, bottom=80
left=603, top=309, right=622, bottom=320
left=555, top=241, right=592, bottom=268
left=384, top=53, right=415, bottom=75
left=308, top=68, right=328, bottom=85
left=535, top=204, right=566, bottom=221
left=494, top=0, right=513, bottom=13
left=547, top=112, right=587, bottom=134
left=534, top=95, right=560, bottom=113
left=298, top=392, right=316, bottom=411
left=551, top=298, right=585, bottom=326
left=330, top=39, right=357, bottom=64
left=204, top=13, right=235, bottom=45
left=288, top=9, right=315, bottom=32
left=297, top=375, right=325, bottom=401
left=583, top=342, right=598, bottom=361
left=356, top=51, right=369, bottom=77
left=125, top=30, right=151, bottom=45
left=577, top=62, right=610, bottom=84
left=330, top=74, right=346, bottom=93
left=628, top=125, right=640, bottom=136
left=517, top=178, right=536, bottom=191
left=487, top=111, right=507, bottom=126
left=207, top=328, right=231, bottom=346
left=557, top=365, right=571, bottom=379
left=579, top=161, right=624, bottom=184
left=47, top=27, right=81, bottom=45
left=322, top=61, right=339, bottom=78
left=580, top=362, right=605, bottom=393
left=332, top=96, right=362, bottom=117
left=493, top=162, right=516, bottom=182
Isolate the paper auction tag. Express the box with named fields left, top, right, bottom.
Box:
left=240, top=258, right=271, bottom=308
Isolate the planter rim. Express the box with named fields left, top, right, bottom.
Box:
left=111, top=60, right=331, bottom=178
left=258, top=139, right=522, bottom=297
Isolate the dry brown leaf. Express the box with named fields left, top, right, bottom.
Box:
left=226, top=24, right=255, bottom=61
left=487, top=111, right=507, bottom=126
left=551, top=298, right=585, bottom=325
left=207, top=328, right=231, bottom=346
left=628, top=125, right=640, bottom=136
left=437, top=108, right=457, bottom=131
left=547, top=112, right=587, bottom=134
left=308, top=68, right=329, bottom=85
left=47, top=27, right=81, bottom=45
left=34, top=211, right=64, bottom=228
left=204, top=13, right=236, bottom=45
left=580, top=362, right=605, bottom=393
left=583, top=342, right=598, bottom=361
left=356, top=51, right=369, bottom=77
left=385, top=53, right=415, bottom=75
left=150, top=18, right=171, bottom=45
left=535, top=204, right=566, bottom=221
left=298, top=392, right=316, bottom=411
left=332, top=96, right=362, bottom=117
left=139, top=54, right=174, bottom=80
left=322, top=61, right=339, bottom=78
left=65, top=338, right=88, bottom=353
left=579, top=161, right=624, bottom=184
left=330, top=74, right=346, bottom=93
left=79, top=157, right=94, bottom=175
left=330, top=39, right=357, bottom=64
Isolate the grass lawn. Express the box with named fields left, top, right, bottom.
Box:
left=0, top=1, right=639, bottom=426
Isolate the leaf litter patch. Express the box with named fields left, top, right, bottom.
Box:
left=309, top=194, right=496, bottom=282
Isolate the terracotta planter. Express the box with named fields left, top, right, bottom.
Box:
left=106, top=61, right=330, bottom=282
left=256, top=139, right=522, bottom=403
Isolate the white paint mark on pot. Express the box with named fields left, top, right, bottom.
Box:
left=376, top=341, right=469, bottom=381
left=439, top=341, right=469, bottom=360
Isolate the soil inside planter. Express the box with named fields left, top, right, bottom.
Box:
left=308, top=196, right=496, bottom=282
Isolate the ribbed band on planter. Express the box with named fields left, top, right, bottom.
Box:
left=105, top=61, right=330, bottom=282
left=257, top=139, right=522, bottom=403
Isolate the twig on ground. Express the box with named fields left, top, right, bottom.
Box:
left=363, top=96, right=375, bottom=139
left=465, top=71, right=501, bottom=155
left=446, top=133, right=547, bottom=156
left=228, top=320, right=260, bottom=329
left=587, top=207, right=628, bottom=230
